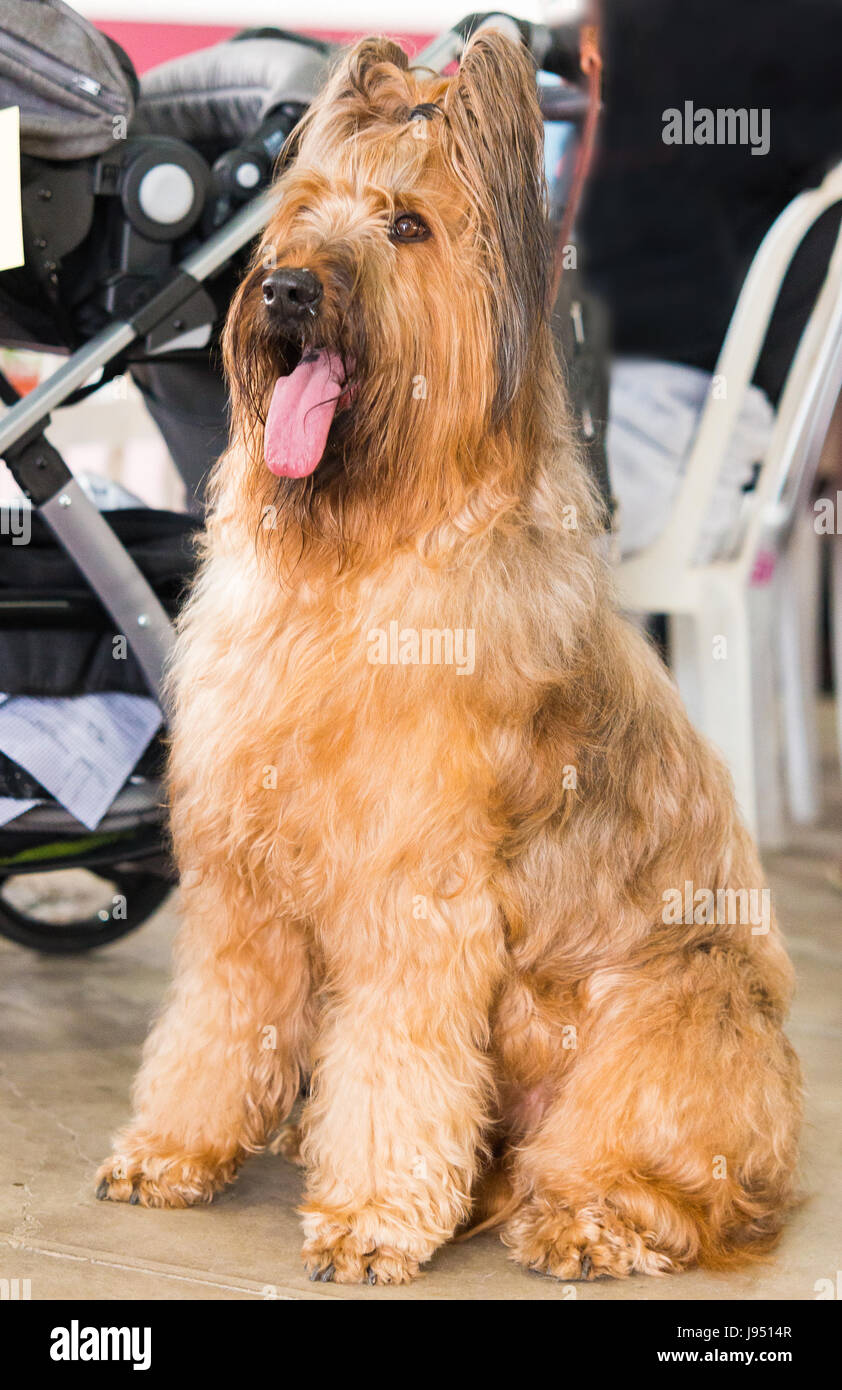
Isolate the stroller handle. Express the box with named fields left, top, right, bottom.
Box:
left=415, top=12, right=573, bottom=75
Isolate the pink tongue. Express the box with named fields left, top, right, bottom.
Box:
left=264, top=350, right=344, bottom=477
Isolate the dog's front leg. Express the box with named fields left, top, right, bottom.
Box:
left=96, top=874, right=314, bottom=1207
left=299, top=890, right=502, bottom=1285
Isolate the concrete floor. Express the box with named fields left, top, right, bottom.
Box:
left=1, top=732, right=839, bottom=1302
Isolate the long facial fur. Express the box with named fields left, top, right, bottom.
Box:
left=221, top=33, right=592, bottom=568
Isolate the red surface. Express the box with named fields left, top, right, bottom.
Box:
left=94, top=19, right=433, bottom=74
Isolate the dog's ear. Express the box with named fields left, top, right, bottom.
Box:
left=444, top=31, right=549, bottom=425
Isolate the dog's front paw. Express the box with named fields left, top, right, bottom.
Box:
left=303, top=1235, right=419, bottom=1286
left=301, top=1209, right=421, bottom=1285
left=96, top=1136, right=237, bottom=1209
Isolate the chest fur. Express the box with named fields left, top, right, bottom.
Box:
left=169, top=546, right=501, bottom=896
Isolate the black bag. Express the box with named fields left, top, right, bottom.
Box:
left=0, top=0, right=136, bottom=159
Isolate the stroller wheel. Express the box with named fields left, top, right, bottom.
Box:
left=0, top=866, right=172, bottom=954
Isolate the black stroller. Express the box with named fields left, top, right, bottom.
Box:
left=0, top=3, right=607, bottom=952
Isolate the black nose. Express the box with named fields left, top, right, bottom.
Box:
left=262, top=268, right=323, bottom=321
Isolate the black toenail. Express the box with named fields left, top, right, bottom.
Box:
left=129, top=1187, right=140, bottom=1205
left=96, top=1180, right=108, bottom=1200
left=366, top=1266, right=377, bottom=1284
left=580, top=1254, right=593, bottom=1279
left=318, top=1263, right=335, bottom=1282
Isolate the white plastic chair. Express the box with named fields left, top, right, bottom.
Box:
left=615, top=161, right=842, bottom=845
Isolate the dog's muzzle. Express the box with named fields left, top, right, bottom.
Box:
left=262, top=268, right=323, bottom=326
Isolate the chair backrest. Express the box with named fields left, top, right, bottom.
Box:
left=753, top=198, right=842, bottom=558
left=617, top=160, right=842, bottom=605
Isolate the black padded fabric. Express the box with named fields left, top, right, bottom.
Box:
left=0, top=509, right=200, bottom=698
left=0, top=508, right=199, bottom=593
left=129, top=360, right=230, bottom=514
left=132, top=36, right=331, bottom=145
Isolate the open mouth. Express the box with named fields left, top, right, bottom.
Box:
left=263, top=347, right=349, bottom=479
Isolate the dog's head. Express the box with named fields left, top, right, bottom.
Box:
left=223, top=30, right=549, bottom=549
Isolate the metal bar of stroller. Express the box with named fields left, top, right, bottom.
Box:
left=415, top=13, right=553, bottom=72
left=0, top=190, right=276, bottom=454
left=415, top=13, right=523, bottom=70
left=40, top=479, right=176, bottom=704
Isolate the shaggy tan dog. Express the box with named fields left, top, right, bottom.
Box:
left=97, top=32, right=801, bottom=1285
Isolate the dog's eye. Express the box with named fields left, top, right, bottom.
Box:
left=390, top=212, right=430, bottom=243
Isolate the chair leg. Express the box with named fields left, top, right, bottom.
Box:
left=669, top=612, right=702, bottom=729
left=670, top=585, right=786, bottom=848
left=778, top=510, right=822, bottom=823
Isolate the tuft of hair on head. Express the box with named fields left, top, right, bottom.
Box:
left=315, top=35, right=416, bottom=126
left=343, top=35, right=409, bottom=90
left=443, top=31, right=550, bottom=427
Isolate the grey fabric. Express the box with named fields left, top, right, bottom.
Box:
left=133, top=37, right=329, bottom=145
left=608, top=358, right=775, bottom=564
left=0, top=0, right=135, bottom=159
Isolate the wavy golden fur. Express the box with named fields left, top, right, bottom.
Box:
left=97, top=32, right=801, bottom=1285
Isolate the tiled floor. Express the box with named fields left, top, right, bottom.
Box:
left=1, top=725, right=839, bottom=1301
